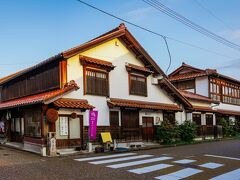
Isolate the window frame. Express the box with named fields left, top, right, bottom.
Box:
left=192, top=113, right=202, bottom=126
left=173, top=79, right=195, bottom=91
left=109, top=110, right=120, bottom=127
left=83, top=67, right=110, bottom=97
left=128, top=73, right=148, bottom=97
left=163, top=111, right=176, bottom=125
left=209, top=77, right=240, bottom=105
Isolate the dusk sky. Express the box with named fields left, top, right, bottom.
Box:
left=1, top=0, right=240, bottom=79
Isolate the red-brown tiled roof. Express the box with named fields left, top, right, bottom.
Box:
left=0, top=81, right=79, bottom=110
left=79, top=55, right=115, bottom=69
left=126, top=63, right=153, bottom=74
left=217, top=109, right=240, bottom=116
left=169, top=70, right=217, bottom=82
left=193, top=106, right=215, bottom=112
left=168, top=62, right=217, bottom=82
left=53, top=98, right=94, bottom=109
left=107, top=98, right=182, bottom=111
left=158, top=78, right=193, bottom=109
left=180, top=90, right=219, bottom=103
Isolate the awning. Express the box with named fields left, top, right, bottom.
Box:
left=180, top=90, right=219, bottom=104
left=217, top=109, right=240, bottom=116
left=192, top=106, right=215, bottom=113
left=53, top=98, right=94, bottom=110
left=79, top=55, right=115, bottom=70
left=0, top=80, right=79, bottom=110
left=107, top=98, right=182, bottom=111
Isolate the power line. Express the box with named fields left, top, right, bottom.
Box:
left=75, top=0, right=237, bottom=60
left=143, top=0, right=240, bottom=51
left=193, top=0, right=234, bottom=31
left=163, top=37, right=172, bottom=74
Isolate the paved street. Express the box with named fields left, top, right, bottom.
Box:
left=0, top=140, right=240, bottom=180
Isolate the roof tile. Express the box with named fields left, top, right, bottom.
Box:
left=0, top=80, right=79, bottom=110
left=53, top=98, right=94, bottom=109
left=107, top=98, right=182, bottom=111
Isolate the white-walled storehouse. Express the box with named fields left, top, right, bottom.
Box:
left=0, top=24, right=192, bottom=155
left=169, top=63, right=240, bottom=138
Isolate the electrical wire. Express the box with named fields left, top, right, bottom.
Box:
left=143, top=0, right=240, bottom=51
left=74, top=0, right=236, bottom=60
left=193, top=0, right=234, bottom=31
left=163, top=36, right=172, bottom=74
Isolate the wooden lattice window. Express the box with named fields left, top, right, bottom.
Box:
left=192, top=113, right=201, bottom=126
left=210, top=78, right=221, bottom=101
left=206, top=114, right=213, bottom=125
left=163, top=111, right=176, bottom=125
left=129, top=74, right=147, bottom=96
left=173, top=79, right=195, bottom=90
left=222, top=81, right=240, bottom=105
left=85, top=68, right=109, bottom=96
left=110, top=111, right=119, bottom=127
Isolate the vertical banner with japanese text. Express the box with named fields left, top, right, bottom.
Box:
left=89, top=110, right=98, bottom=141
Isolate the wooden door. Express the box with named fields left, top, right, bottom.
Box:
left=121, top=109, right=139, bottom=139
left=142, top=117, right=154, bottom=141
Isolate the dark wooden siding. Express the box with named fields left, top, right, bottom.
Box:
left=1, top=61, right=60, bottom=102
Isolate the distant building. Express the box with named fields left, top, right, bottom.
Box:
left=169, top=63, right=240, bottom=138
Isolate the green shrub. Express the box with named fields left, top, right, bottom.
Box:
left=218, top=118, right=236, bottom=137
left=178, top=120, right=197, bottom=143
left=156, top=120, right=177, bottom=144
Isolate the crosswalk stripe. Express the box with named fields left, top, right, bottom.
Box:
left=155, top=168, right=203, bottom=179
left=205, top=154, right=240, bottom=161
left=128, top=163, right=173, bottom=174
left=89, top=154, right=153, bottom=165
left=173, top=159, right=196, bottom=164
left=107, top=156, right=173, bottom=169
left=74, top=153, right=136, bottom=162
left=210, top=168, right=240, bottom=180
left=199, top=162, right=224, bottom=169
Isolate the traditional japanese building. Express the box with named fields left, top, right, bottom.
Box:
left=169, top=63, right=240, bottom=138
left=0, top=24, right=192, bottom=155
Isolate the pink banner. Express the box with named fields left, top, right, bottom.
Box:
left=89, top=110, right=98, bottom=141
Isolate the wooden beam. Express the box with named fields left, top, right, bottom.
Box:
left=136, top=54, right=144, bottom=59
left=127, top=44, right=134, bottom=48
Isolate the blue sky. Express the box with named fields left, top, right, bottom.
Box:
left=1, top=0, right=240, bottom=79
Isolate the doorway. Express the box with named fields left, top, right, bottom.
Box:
left=142, top=117, right=154, bottom=141
left=56, top=115, right=83, bottom=148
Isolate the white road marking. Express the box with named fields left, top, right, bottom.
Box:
left=74, top=153, right=136, bottom=162
left=128, top=163, right=173, bottom=174
left=155, top=168, right=203, bottom=180
left=205, top=154, right=240, bottom=161
left=199, top=162, right=224, bottom=169
left=107, top=156, right=173, bottom=169
left=89, top=154, right=153, bottom=165
left=173, top=159, right=196, bottom=164
left=210, top=168, right=240, bottom=180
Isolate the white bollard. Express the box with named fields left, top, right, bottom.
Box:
left=88, top=142, right=93, bottom=152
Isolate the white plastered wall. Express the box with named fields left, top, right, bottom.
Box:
left=195, top=76, right=209, bottom=97
left=63, top=38, right=178, bottom=126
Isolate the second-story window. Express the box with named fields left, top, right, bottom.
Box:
left=85, top=68, right=109, bottom=96
left=173, top=79, right=195, bottom=90
left=129, top=74, right=147, bottom=96
left=210, top=78, right=221, bottom=101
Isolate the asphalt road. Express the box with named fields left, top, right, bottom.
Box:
left=0, top=139, right=240, bottom=180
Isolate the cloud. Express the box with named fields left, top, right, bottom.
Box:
left=123, top=7, right=153, bottom=22
left=216, top=58, right=240, bottom=70
left=219, top=30, right=240, bottom=41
